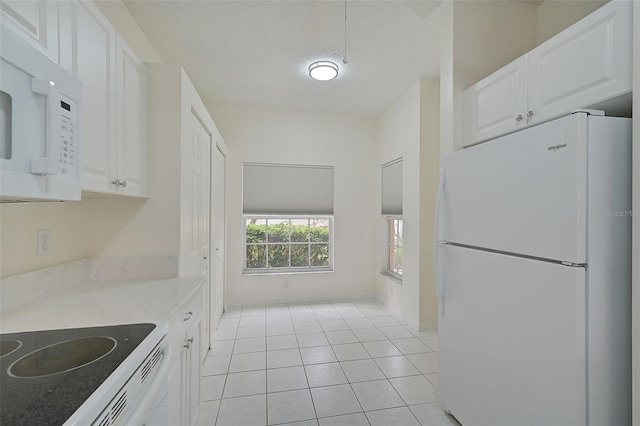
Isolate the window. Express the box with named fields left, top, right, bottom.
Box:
left=387, top=217, right=403, bottom=279
left=242, top=163, right=335, bottom=275
left=382, top=158, right=403, bottom=281
left=244, top=216, right=332, bottom=273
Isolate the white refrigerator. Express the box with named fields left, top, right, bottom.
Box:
left=436, top=111, right=631, bottom=426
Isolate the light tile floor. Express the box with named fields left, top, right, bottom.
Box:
left=194, top=299, right=460, bottom=426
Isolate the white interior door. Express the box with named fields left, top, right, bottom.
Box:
left=211, top=145, right=226, bottom=335
left=189, top=112, right=211, bottom=358
left=438, top=244, right=586, bottom=426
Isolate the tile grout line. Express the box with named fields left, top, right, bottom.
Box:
left=288, top=303, right=320, bottom=425
left=210, top=298, right=435, bottom=426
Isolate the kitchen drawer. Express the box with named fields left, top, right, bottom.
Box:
left=168, top=282, right=204, bottom=353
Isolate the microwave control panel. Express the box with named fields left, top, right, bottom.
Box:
left=58, top=94, right=78, bottom=178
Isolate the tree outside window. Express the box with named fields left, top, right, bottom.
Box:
left=244, top=216, right=332, bottom=273
left=387, top=218, right=403, bottom=280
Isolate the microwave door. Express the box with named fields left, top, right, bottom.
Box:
left=1, top=25, right=81, bottom=201
left=0, top=58, right=48, bottom=175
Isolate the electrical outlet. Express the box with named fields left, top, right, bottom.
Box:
left=284, top=280, right=289, bottom=289
left=37, top=229, right=50, bottom=256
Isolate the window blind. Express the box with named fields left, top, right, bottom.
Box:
left=381, top=158, right=403, bottom=215
left=243, top=163, right=334, bottom=214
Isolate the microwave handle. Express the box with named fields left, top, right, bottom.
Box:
left=30, top=79, right=61, bottom=175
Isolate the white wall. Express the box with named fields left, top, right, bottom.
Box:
left=536, top=0, right=609, bottom=45
left=0, top=202, right=89, bottom=277
left=94, top=1, right=163, bottom=63
left=376, top=81, right=421, bottom=325
left=208, top=105, right=377, bottom=306
left=419, top=79, right=441, bottom=328
left=374, top=79, right=440, bottom=330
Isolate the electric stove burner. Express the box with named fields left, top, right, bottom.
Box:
left=9, top=336, right=117, bottom=378
left=0, top=340, right=21, bottom=358
left=0, top=323, right=156, bottom=426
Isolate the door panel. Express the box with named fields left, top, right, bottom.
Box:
left=117, top=36, right=148, bottom=196
left=212, top=146, right=226, bottom=326
left=76, top=1, right=116, bottom=192
left=438, top=245, right=586, bottom=426
left=465, top=55, right=528, bottom=145
left=0, top=0, right=58, bottom=63
left=188, top=112, right=211, bottom=359
left=199, top=125, right=211, bottom=360
left=528, top=1, right=632, bottom=125
left=441, top=113, right=586, bottom=263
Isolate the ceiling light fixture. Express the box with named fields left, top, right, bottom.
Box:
left=308, top=61, right=338, bottom=81
left=308, top=0, right=348, bottom=82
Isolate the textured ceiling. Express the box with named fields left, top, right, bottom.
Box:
left=124, top=0, right=442, bottom=117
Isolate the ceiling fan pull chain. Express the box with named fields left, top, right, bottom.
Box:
left=343, top=0, right=348, bottom=64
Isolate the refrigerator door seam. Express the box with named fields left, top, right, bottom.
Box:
left=444, top=241, right=587, bottom=268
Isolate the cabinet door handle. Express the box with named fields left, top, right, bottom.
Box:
left=526, top=110, right=534, bottom=118
left=515, top=114, right=524, bottom=122
left=183, top=337, right=194, bottom=349
left=121, top=180, right=127, bottom=188
left=112, top=179, right=121, bottom=187
left=183, top=311, right=193, bottom=321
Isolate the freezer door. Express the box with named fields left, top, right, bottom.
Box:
left=440, top=113, right=587, bottom=263
left=438, top=245, right=586, bottom=426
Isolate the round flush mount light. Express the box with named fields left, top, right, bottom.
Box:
left=308, top=61, right=338, bottom=81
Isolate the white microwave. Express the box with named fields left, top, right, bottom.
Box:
left=0, top=26, right=82, bottom=201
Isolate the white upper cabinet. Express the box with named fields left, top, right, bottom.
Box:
left=1, top=0, right=150, bottom=197
left=0, top=0, right=59, bottom=63
left=527, top=1, right=632, bottom=126
left=71, top=1, right=148, bottom=197
left=74, top=0, right=118, bottom=194
left=116, top=35, right=149, bottom=197
left=465, top=56, right=528, bottom=145
left=465, top=0, right=632, bottom=145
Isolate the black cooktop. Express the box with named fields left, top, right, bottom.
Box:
left=0, top=323, right=156, bottom=426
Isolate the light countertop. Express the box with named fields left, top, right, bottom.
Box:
left=0, top=276, right=205, bottom=333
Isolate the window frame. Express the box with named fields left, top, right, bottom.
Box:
left=242, top=214, right=334, bottom=275
left=386, top=216, right=403, bottom=282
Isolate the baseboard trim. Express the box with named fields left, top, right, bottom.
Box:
left=225, top=293, right=379, bottom=309
left=418, top=322, right=438, bottom=332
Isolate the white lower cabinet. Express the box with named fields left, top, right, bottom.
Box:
left=168, top=316, right=202, bottom=426
left=168, top=283, right=204, bottom=426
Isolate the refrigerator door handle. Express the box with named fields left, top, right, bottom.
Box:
left=434, top=167, right=446, bottom=315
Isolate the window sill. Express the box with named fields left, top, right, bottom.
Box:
left=243, top=269, right=334, bottom=277
left=381, top=271, right=402, bottom=284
